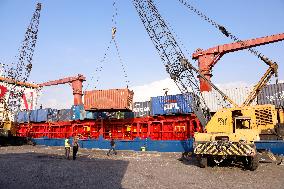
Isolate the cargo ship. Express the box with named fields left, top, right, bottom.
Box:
left=14, top=83, right=284, bottom=154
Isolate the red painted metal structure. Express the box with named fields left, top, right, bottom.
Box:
left=38, top=74, right=86, bottom=105
left=192, top=33, right=284, bottom=92
left=17, top=115, right=202, bottom=140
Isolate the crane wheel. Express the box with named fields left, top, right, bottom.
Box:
left=243, top=154, right=260, bottom=171
left=198, top=156, right=208, bottom=168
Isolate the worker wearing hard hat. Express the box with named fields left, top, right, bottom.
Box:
left=65, top=138, right=71, bottom=160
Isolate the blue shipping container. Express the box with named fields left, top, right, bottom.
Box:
left=37, top=109, right=49, bottom=122
left=151, top=94, right=192, bottom=115
left=47, top=109, right=58, bottom=122
left=29, top=108, right=51, bottom=122
left=86, top=111, right=96, bottom=119
left=29, top=110, right=37, bottom=122
left=16, top=111, right=30, bottom=123
left=72, top=105, right=84, bottom=120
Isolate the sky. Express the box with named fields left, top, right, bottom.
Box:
left=0, top=0, right=283, bottom=109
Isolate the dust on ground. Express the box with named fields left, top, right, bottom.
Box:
left=0, top=145, right=283, bottom=189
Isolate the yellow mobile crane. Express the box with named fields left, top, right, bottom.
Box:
left=133, top=0, right=282, bottom=170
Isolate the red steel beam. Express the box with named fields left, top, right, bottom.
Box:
left=192, top=33, right=284, bottom=91
left=38, top=74, right=86, bottom=105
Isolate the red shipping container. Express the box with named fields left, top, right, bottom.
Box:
left=84, top=88, right=134, bottom=111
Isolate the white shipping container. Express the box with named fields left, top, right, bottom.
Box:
left=202, top=87, right=256, bottom=112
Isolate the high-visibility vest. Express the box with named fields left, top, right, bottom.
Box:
left=65, top=139, right=70, bottom=148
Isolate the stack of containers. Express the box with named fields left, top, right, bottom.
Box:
left=28, top=108, right=58, bottom=122
left=257, top=83, right=284, bottom=108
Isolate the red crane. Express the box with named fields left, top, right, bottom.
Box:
left=192, top=33, right=284, bottom=92
left=38, top=74, right=86, bottom=105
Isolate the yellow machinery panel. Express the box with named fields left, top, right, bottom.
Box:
left=195, top=104, right=277, bottom=143
left=205, top=108, right=233, bottom=133
left=241, top=104, right=277, bottom=134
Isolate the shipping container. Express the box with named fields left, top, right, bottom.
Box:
left=84, top=88, right=134, bottom=111
left=104, top=111, right=135, bottom=119
left=71, top=105, right=84, bottom=120
left=151, top=94, right=192, bottom=115
left=86, top=111, right=96, bottom=119
left=47, top=109, right=58, bottom=122
left=133, top=101, right=151, bottom=117
left=29, top=110, right=37, bottom=122
left=58, top=109, right=72, bottom=121
left=36, top=109, right=49, bottom=122
left=257, top=83, right=284, bottom=108
left=29, top=108, right=51, bottom=122
left=16, top=111, right=30, bottom=123
left=202, top=87, right=255, bottom=112
left=95, top=112, right=108, bottom=119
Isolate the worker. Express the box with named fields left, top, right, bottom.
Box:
left=107, top=138, right=117, bottom=156
left=64, top=138, right=71, bottom=160
left=72, top=136, right=79, bottom=160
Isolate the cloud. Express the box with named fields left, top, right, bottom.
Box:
left=37, top=77, right=283, bottom=108
left=37, top=85, right=73, bottom=109
left=130, top=78, right=180, bottom=102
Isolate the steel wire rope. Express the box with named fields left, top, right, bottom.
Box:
left=84, top=39, right=113, bottom=91
left=177, top=0, right=279, bottom=81
left=85, top=0, right=130, bottom=90
left=111, top=0, right=130, bottom=88
left=177, top=0, right=280, bottom=106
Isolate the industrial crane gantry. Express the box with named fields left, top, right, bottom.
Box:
left=193, top=33, right=284, bottom=106
left=38, top=74, right=86, bottom=106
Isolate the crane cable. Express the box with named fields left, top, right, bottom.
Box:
left=111, top=0, right=130, bottom=88
left=86, top=0, right=130, bottom=90
left=177, top=0, right=278, bottom=81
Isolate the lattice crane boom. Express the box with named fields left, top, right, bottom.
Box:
left=4, top=3, right=42, bottom=114
left=133, top=0, right=213, bottom=127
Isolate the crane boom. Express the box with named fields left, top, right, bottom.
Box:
left=133, top=0, right=239, bottom=126
left=192, top=33, right=284, bottom=92
left=3, top=3, right=42, bottom=114
left=7, top=3, right=42, bottom=82
left=39, top=74, right=86, bottom=106
left=39, top=74, right=86, bottom=87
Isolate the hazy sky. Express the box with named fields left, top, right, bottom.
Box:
left=0, top=0, right=283, bottom=108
